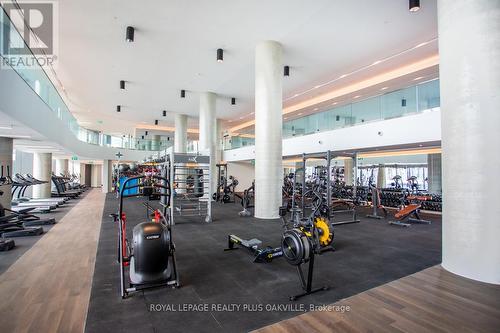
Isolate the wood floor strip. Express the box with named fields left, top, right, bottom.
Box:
left=252, top=266, right=500, bottom=333
left=0, top=189, right=105, bottom=333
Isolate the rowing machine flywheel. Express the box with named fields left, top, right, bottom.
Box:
left=281, top=229, right=311, bottom=266
left=313, top=217, right=333, bottom=247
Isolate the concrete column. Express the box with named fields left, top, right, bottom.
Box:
left=344, top=158, right=354, bottom=185
left=427, top=153, right=442, bottom=193
left=0, top=137, right=13, bottom=209
left=102, top=160, right=112, bottom=193
left=439, top=0, right=500, bottom=284
left=152, top=135, right=161, bottom=151
left=199, top=92, right=218, bottom=195
left=377, top=165, right=386, bottom=188
left=254, top=40, right=283, bottom=219
left=174, top=113, right=188, bottom=153
left=55, top=158, right=68, bottom=176
left=33, top=152, right=52, bottom=199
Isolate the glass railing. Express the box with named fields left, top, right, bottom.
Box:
left=0, top=8, right=165, bottom=152
left=224, top=79, right=440, bottom=150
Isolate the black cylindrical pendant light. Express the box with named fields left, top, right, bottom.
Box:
left=181, top=89, right=186, bottom=98
left=409, top=0, right=420, bottom=12
left=162, top=110, right=167, bottom=117
left=284, top=65, right=290, bottom=77
left=154, top=120, right=158, bottom=125
left=126, top=26, right=135, bottom=42
left=217, top=48, right=223, bottom=62
left=231, top=97, right=236, bottom=105
left=120, top=80, right=125, bottom=89
left=116, top=105, right=121, bottom=112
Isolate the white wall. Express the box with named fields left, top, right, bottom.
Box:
left=227, top=161, right=255, bottom=191
left=91, top=164, right=102, bottom=188
left=224, top=109, right=441, bottom=162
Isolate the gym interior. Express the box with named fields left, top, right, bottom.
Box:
left=0, top=1, right=499, bottom=332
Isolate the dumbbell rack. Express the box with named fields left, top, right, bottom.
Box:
left=166, top=152, right=212, bottom=223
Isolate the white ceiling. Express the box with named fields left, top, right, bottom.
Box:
left=54, top=0, right=438, bottom=135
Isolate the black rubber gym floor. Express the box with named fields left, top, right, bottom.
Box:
left=85, top=194, right=442, bottom=333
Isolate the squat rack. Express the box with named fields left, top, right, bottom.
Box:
left=299, top=150, right=360, bottom=226
left=165, top=152, right=212, bottom=224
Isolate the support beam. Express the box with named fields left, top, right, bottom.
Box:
left=199, top=92, right=218, bottom=195
left=0, top=137, right=13, bottom=209
left=254, top=40, right=283, bottom=219
left=33, top=152, right=52, bottom=199
left=174, top=114, right=188, bottom=153
left=438, top=0, right=500, bottom=284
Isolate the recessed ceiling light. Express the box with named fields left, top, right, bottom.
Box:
left=298, top=113, right=303, bottom=116
left=284, top=117, right=288, bottom=120
left=239, top=117, right=244, bottom=120
left=126, top=26, right=135, bottom=42
left=284, top=66, right=290, bottom=77
left=314, top=85, right=321, bottom=89
left=293, top=93, right=299, bottom=97
left=313, top=108, right=319, bottom=111
left=380, top=87, right=388, bottom=90
left=372, top=60, right=382, bottom=65
left=409, top=0, right=420, bottom=12
left=353, top=95, right=361, bottom=99
left=331, top=102, right=338, bottom=106
left=217, top=48, right=224, bottom=62
left=413, top=76, right=424, bottom=81
left=339, top=74, right=347, bottom=79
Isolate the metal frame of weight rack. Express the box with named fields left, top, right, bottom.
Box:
left=299, top=150, right=360, bottom=226
left=166, top=152, right=212, bottom=224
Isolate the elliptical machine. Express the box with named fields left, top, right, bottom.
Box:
left=111, top=174, right=179, bottom=299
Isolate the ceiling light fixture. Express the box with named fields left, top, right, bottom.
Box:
left=163, top=110, right=167, bottom=117
left=284, top=66, right=290, bottom=76
left=217, top=48, right=224, bottom=62
left=116, top=105, right=121, bottom=112
left=231, top=97, right=236, bottom=105
left=120, top=80, right=125, bottom=89
left=380, top=86, right=388, bottom=90
left=409, top=0, right=420, bottom=12
left=298, top=113, right=303, bottom=116
left=413, top=76, right=424, bottom=81
left=353, top=95, right=361, bottom=99
left=331, top=102, right=338, bottom=106
left=126, top=26, right=135, bottom=42
left=181, top=90, right=186, bottom=98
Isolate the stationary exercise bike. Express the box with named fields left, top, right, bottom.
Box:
left=111, top=174, right=179, bottom=299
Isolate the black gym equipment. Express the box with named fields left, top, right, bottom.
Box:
left=224, top=234, right=283, bottom=263
left=366, top=185, right=388, bottom=219
left=235, top=181, right=254, bottom=217
left=279, top=206, right=333, bottom=301
left=112, top=174, right=179, bottom=299
left=213, top=164, right=238, bottom=203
